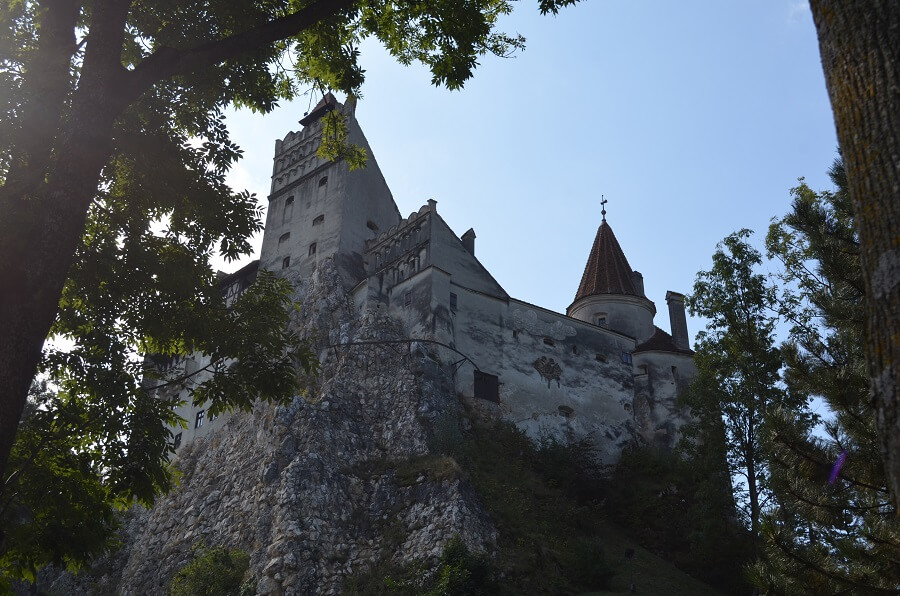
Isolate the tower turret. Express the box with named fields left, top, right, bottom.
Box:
left=566, top=213, right=655, bottom=342
left=259, top=94, right=400, bottom=288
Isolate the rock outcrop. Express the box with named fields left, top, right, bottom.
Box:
left=46, top=260, right=496, bottom=595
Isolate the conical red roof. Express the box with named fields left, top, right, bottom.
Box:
left=574, top=221, right=638, bottom=301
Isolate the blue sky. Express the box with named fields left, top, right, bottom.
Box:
left=220, top=0, right=838, bottom=343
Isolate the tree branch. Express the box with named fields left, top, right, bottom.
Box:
left=128, top=0, right=354, bottom=100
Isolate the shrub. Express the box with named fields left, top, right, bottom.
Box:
left=169, top=544, right=251, bottom=596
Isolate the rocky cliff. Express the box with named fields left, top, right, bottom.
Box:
left=45, top=260, right=496, bottom=595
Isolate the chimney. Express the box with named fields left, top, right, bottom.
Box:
left=665, top=291, right=689, bottom=350
left=631, top=271, right=645, bottom=297
left=461, top=228, right=476, bottom=256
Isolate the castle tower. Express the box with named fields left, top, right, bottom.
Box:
left=259, top=94, right=401, bottom=287
left=566, top=216, right=656, bottom=343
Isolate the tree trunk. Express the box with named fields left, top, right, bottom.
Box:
left=808, top=0, right=900, bottom=511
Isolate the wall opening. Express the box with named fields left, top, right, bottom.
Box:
left=282, top=256, right=291, bottom=269
left=312, top=214, right=324, bottom=226
left=173, top=432, right=182, bottom=449
left=558, top=405, right=575, bottom=418
left=450, top=292, right=458, bottom=311
left=308, top=243, right=317, bottom=256
left=621, top=352, right=633, bottom=365
left=404, top=291, right=411, bottom=306
left=318, top=175, right=328, bottom=187
left=367, top=220, right=379, bottom=232
left=474, top=371, right=500, bottom=403
left=283, top=196, right=294, bottom=223
left=543, top=337, right=555, bottom=347
left=278, top=232, right=290, bottom=245
left=195, top=410, right=205, bottom=429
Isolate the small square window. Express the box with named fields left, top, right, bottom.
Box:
left=450, top=292, right=458, bottom=311
left=474, top=371, right=500, bottom=403
left=309, top=243, right=317, bottom=256
left=282, top=256, right=291, bottom=269
left=195, top=410, right=205, bottom=429
left=621, top=352, right=633, bottom=365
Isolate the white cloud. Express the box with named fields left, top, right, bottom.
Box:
left=788, top=0, right=810, bottom=22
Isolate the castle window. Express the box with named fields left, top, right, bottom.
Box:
left=367, top=220, right=379, bottom=232
left=195, top=410, right=205, bottom=429
left=308, top=243, right=317, bottom=256
left=279, top=232, right=290, bottom=245
left=572, top=345, right=578, bottom=354
left=282, top=256, right=291, bottom=269
left=558, top=405, right=574, bottom=418
left=474, top=371, right=500, bottom=403
left=595, top=353, right=607, bottom=363
left=639, top=364, right=648, bottom=375
left=404, top=291, right=412, bottom=306
left=621, top=352, right=633, bottom=365
left=173, top=432, right=182, bottom=449
left=209, top=412, right=217, bottom=422
left=450, top=292, right=458, bottom=311
left=312, top=214, right=324, bottom=226
left=595, top=314, right=608, bottom=327
left=283, top=196, right=294, bottom=223
left=671, top=366, right=678, bottom=382
left=543, top=337, right=555, bottom=347
left=318, top=176, right=328, bottom=187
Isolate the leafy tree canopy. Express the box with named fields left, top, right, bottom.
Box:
left=685, top=230, right=807, bottom=546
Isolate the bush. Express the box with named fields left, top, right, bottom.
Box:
left=169, top=544, right=251, bottom=596
left=346, top=535, right=494, bottom=596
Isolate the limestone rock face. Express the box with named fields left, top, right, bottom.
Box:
left=51, top=260, right=496, bottom=595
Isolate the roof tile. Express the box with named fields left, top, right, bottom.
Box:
left=574, top=221, right=638, bottom=301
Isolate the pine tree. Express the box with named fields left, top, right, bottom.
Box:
left=749, top=160, right=900, bottom=593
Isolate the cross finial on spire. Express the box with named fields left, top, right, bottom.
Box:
left=601, top=195, right=608, bottom=222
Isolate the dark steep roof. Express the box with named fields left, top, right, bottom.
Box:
left=574, top=221, right=638, bottom=301
left=299, top=92, right=338, bottom=126
left=634, top=326, right=694, bottom=355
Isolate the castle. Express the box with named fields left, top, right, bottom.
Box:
left=169, top=94, right=696, bottom=464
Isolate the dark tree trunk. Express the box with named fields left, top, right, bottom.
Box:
left=808, top=0, right=900, bottom=511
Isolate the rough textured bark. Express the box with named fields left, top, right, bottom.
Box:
left=0, top=0, right=355, bottom=484
left=808, top=0, right=900, bottom=510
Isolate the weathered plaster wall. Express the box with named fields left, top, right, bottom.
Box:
left=632, top=351, right=696, bottom=448
left=447, top=290, right=639, bottom=463
left=567, top=294, right=656, bottom=344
